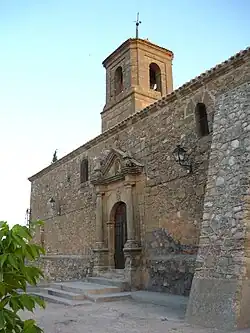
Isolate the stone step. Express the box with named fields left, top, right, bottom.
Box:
left=85, top=291, right=131, bottom=303
left=52, top=281, right=121, bottom=295
left=30, top=292, right=93, bottom=307
left=101, top=269, right=125, bottom=279
left=44, top=288, right=85, bottom=300
left=27, top=279, right=132, bottom=304
left=86, top=277, right=130, bottom=291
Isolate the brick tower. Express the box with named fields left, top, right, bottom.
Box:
left=101, top=38, right=174, bottom=132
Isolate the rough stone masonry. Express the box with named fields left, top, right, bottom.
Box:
left=187, top=82, right=250, bottom=330
left=28, top=36, right=250, bottom=330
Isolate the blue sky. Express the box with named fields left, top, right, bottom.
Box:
left=0, top=0, right=249, bottom=225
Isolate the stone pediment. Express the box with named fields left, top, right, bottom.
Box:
left=91, top=148, right=143, bottom=185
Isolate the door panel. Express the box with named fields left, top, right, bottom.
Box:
left=114, top=203, right=127, bottom=269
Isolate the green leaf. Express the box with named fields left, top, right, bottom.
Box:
left=32, top=296, right=45, bottom=309
left=18, top=277, right=27, bottom=292
left=24, top=266, right=43, bottom=283
left=0, top=296, right=10, bottom=309
left=15, top=297, right=24, bottom=311
left=7, top=254, right=19, bottom=270
left=25, top=245, right=37, bottom=260
left=23, top=319, right=35, bottom=328
left=4, top=274, right=22, bottom=290
left=0, top=310, right=5, bottom=329
left=0, top=254, right=8, bottom=268
left=0, top=283, right=6, bottom=296
left=23, top=323, right=43, bottom=333
left=3, top=308, right=16, bottom=327
left=0, top=222, right=8, bottom=234
left=30, top=244, right=40, bottom=256
left=9, top=297, right=19, bottom=313
left=12, top=225, right=31, bottom=241
left=19, top=294, right=35, bottom=312
left=4, top=232, right=13, bottom=249
left=23, top=249, right=34, bottom=261
left=11, top=234, right=26, bottom=248
left=0, top=221, right=45, bottom=332
left=30, top=220, right=44, bottom=228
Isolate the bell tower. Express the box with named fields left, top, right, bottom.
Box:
left=101, top=38, right=174, bottom=132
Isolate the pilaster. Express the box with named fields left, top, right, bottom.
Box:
left=93, top=191, right=109, bottom=274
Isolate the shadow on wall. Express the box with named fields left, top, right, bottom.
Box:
left=144, top=228, right=198, bottom=296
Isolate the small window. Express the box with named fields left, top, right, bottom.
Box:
left=80, top=158, right=89, bottom=183
left=115, top=66, right=123, bottom=95
left=195, top=103, right=209, bottom=137
left=149, top=63, right=162, bottom=93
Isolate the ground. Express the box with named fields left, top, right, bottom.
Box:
left=20, top=300, right=250, bottom=333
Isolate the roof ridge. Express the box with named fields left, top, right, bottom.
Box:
left=171, top=46, right=250, bottom=96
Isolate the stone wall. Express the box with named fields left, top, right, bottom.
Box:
left=144, top=228, right=197, bottom=295
left=31, top=83, right=214, bottom=255
left=101, top=39, right=173, bottom=132
left=187, top=81, right=250, bottom=329
left=134, top=41, right=173, bottom=96
left=102, top=91, right=136, bottom=132
left=35, top=255, right=94, bottom=282
left=29, top=49, right=250, bottom=292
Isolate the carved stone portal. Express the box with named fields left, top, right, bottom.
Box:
left=91, top=148, right=143, bottom=287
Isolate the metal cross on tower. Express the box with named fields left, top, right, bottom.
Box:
left=135, top=12, right=141, bottom=39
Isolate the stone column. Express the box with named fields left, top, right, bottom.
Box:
left=107, top=221, right=115, bottom=268
left=95, top=192, right=104, bottom=248
left=124, top=182, right=137, bottom=248
left=93, top=192, right=108, bottom=275
left=123, top=181, right=141, bottom=289
left=186, top=82, right=250, bottom=330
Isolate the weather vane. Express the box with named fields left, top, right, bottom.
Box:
left=135, top=12, right=141, bottom=39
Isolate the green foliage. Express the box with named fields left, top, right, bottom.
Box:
left=0, top=221, right=46, bottom=333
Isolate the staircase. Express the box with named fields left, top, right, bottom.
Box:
left=28, top=277, right=131, bottom=306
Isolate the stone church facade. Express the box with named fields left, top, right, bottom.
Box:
left=29, top=38, right=250, bottom=328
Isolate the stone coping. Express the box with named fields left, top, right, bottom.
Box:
left=39, top=254, right=90, bottom=259
left=28, top=46, right=250, bottom=182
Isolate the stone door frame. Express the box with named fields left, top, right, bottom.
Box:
left=93, top=177, right=140, bottom=271
left=91, top=148, right=143, bottom=287
left=110, top=201, right=127, bottom=269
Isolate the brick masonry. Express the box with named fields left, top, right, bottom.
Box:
left=29, top=40, right=250, bottom=299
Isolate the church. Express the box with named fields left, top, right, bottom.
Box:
left=28, top=36, right=250, bottom=329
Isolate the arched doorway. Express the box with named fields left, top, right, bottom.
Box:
left=114, top=202, right=127, bottom=269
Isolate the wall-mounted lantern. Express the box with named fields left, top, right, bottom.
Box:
left=49, top=197, right=61, bottom=216
left=49, top=197, right=56, bottom=209
left=172, top=145, right=192, bottom=173
left=25, top=208, right=31, bottom=228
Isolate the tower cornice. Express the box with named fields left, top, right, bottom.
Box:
left=102, top=38, right=174, bottom=68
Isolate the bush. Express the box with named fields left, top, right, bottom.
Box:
left=0, top=221, right=46, bottom=332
